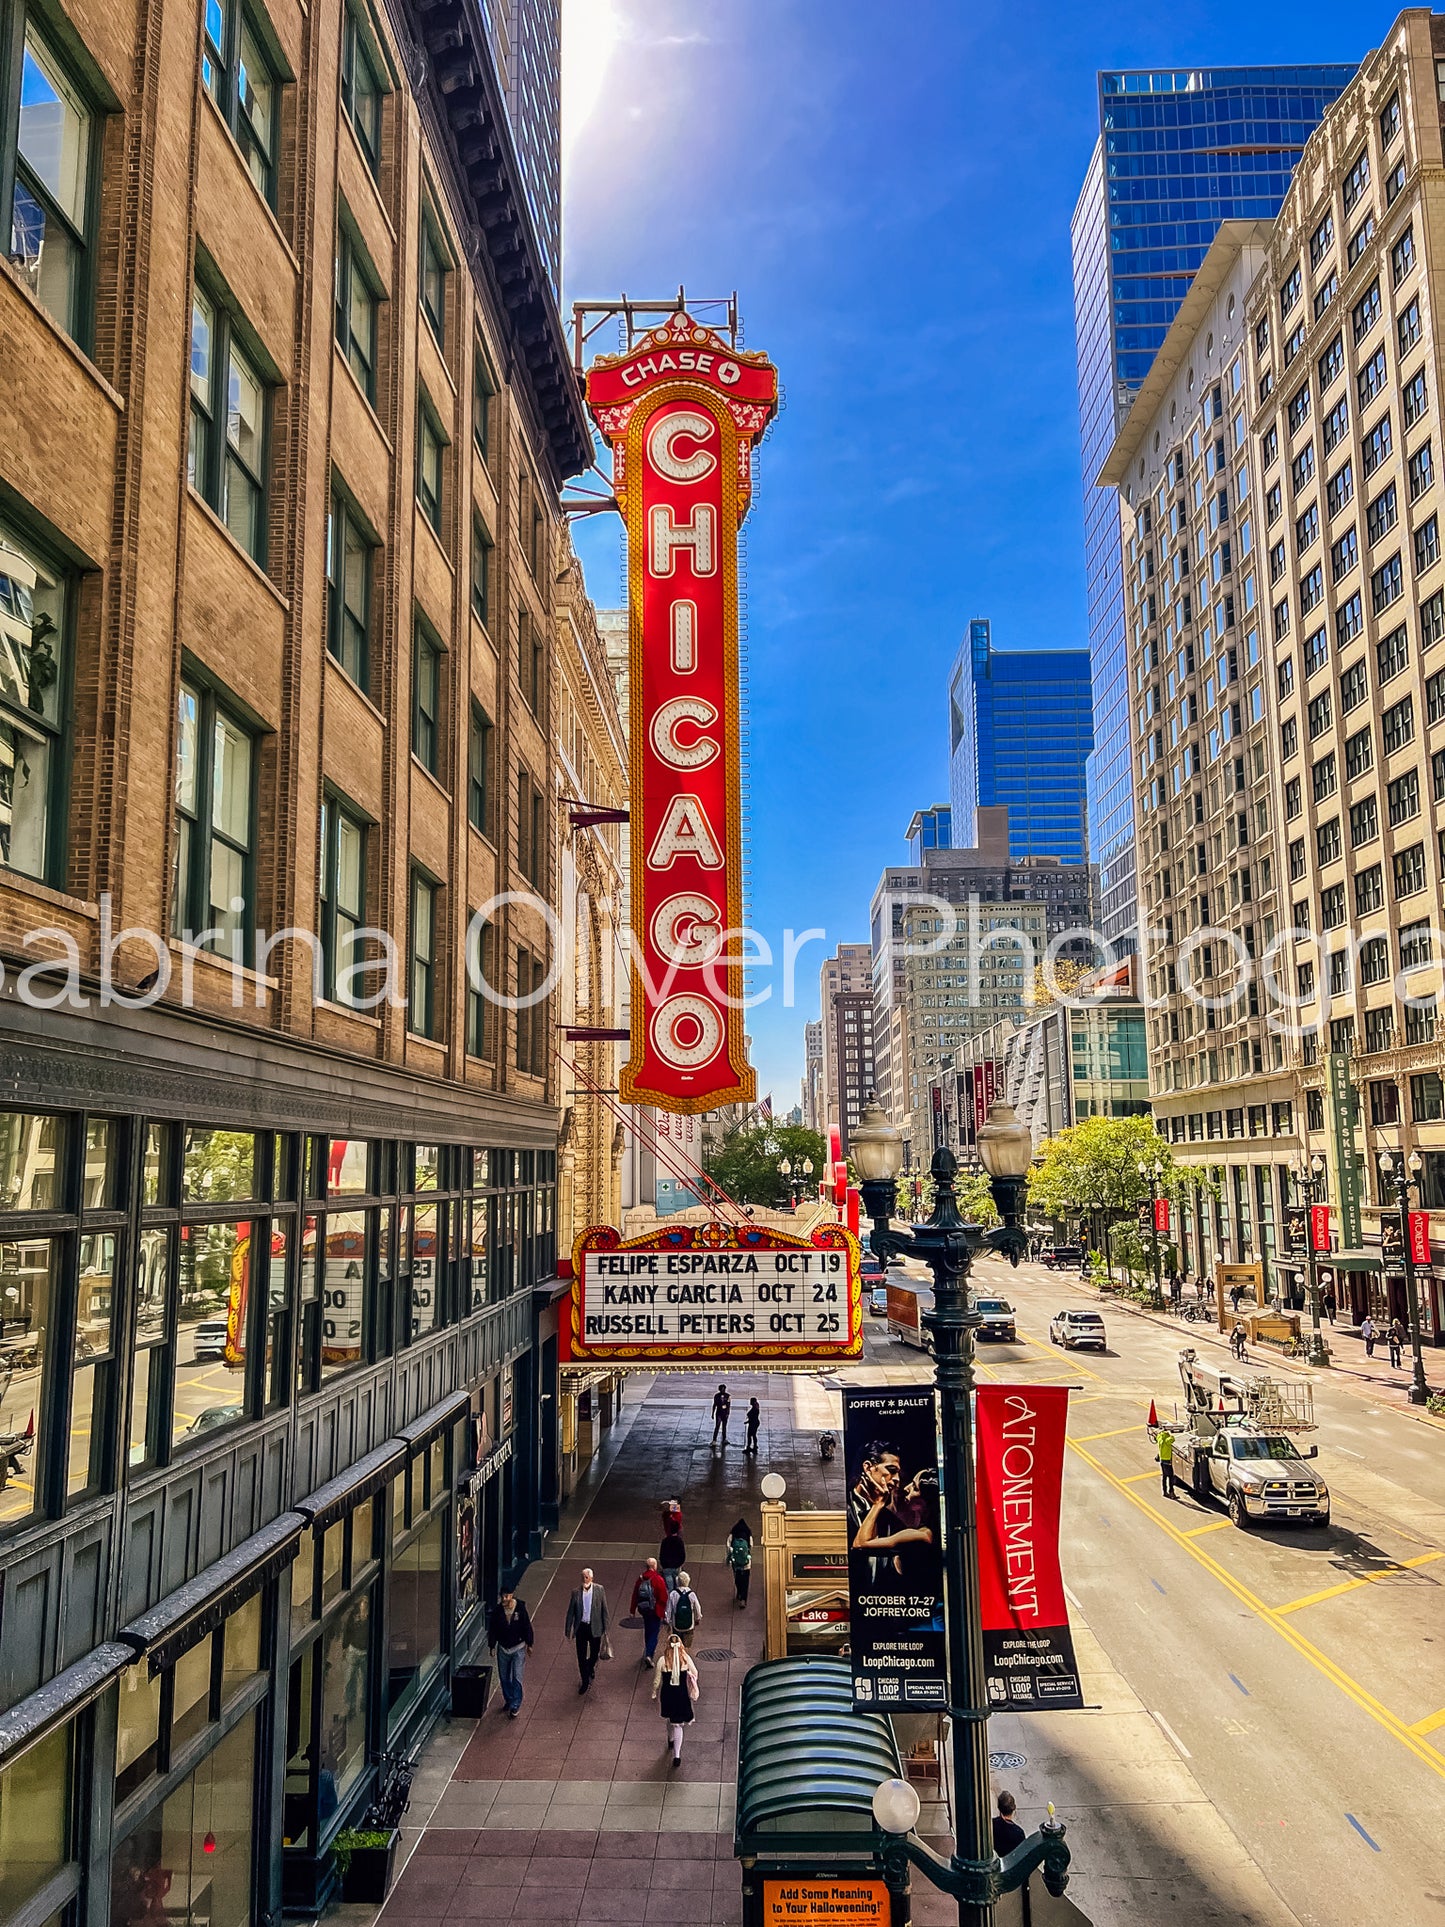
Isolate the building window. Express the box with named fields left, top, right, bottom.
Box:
left=473, top=341, right=495, bottom=461
left=409, top=870, right=437, bottom=1036
left=1280, top=717, right=1298, bottom=760
left=1335, top=591, right=1363, bottom=647
left=1376, top=624, right=1408, bottom=684
left=1327, top=462, right=1355, bottom=516
left=1355, top=862, right=1383, bottom=913
left=1331, top=525, right=1357, bottom=581
left=0, top=521, right=72, bottom=885
left=334, top=218, right=379, bottom=402
left=1423, top=587, right=1445, bottom=647
left=1382, top=694, right=1414, bottom=753
left=188, top=283, right=269, bottom=562
left=1392, top=227, right=1416, bottom=287
left=1381, top=91, right=1401, bottom=144
left=470, top=514, right=491, bottom=626
left=1362, top=414, right=1393, bottom=478
left=1311, top=753, right=1337, bottom=803
left=1315, top=816, right=1340, bottom=865
left=1344, top=726, right=1372, bottom=779
left=1412, top=1073, right=1444, bottom=1123
left=1307, top=690, right=1332, bottom=740
left=1352, top=279, right=1381, bottom=342
left=1367, top=482, right=1398, bottom=545
left=516, top=767, right=545, bottom=888
left=1348, top=213, right=1376, bottom=269
left=1388, top=768, right=1420, bottom=827
left=320, top=793, right=367, bottom=1006
left=340, top=3, right=383, bottom=172
left=1416, top=515, right=1440, bottom=574
left=1404, top=369, right=1430, bottom=430
left=419, top=210, right=447, bottom=347
left=1322, top=398, right=1348, bottom=454
left=1400, top=297, right=1422, bottom=357
left=1410, top=440, right=1434, bottom=503
left=411, top=619, right=442, bottom=774
left=1349, top=795, right=1377, bottom=847
left=416, top=400, right=444, bottom=533
left=5, top=20, right=95, bottom=345
left=1394, top=841, right=1427, bottom=899
left=468, top=700, right=493, bottom=838
left=1342, top=149, right=1370, bottom=212
left=326, top=488, right=372, bottom=688
left=1358, top=346, right=1387, bottom=409
left=466, top=915, right=495, bottom=1058
left=202, top=0, right=279, bottom=204
left=1371, top=552, right=1403, bottom=614
left=172, top=675, right=256, bottom=957
left=514, top=947, right=548, bottom=1077
left=520, top=607, right=544, bottom=715
left=1304, top=626, right=1329, bottom=677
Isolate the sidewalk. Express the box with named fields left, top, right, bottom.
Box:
left=1069, top=1269, right=1445, bottom=1430
left=347, top=1366, right=1308, bottom=1927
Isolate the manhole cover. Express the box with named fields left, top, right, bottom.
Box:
left=989, top=1751, right=1027, bottom=1772
left=694, top=1648, right=736, bottom=1662
left=619, top=1615, right=643, bottom=1629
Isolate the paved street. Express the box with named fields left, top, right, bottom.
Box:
left=844, top=1256, right=1445, bottom=1927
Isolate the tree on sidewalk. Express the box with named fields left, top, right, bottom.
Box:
left=1028, top=1116, right=1174, bottom=1266
left=703, top=1123, right=828, bottom=1207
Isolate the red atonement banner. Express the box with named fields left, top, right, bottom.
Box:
left=975, top=1385, right=1083, bottom=1710
left=1153, top=1197, right=1171, bottom=1234
left=1409, top=1210, right=1431, bottom=1266
left=585, top=313, right=779, bottom=1112
left=1310, top=1204, right=1332, bottom=1253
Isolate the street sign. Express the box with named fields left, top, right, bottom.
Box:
left=565, top=1220, right=862, bottom=1364
left=584, top=312, right=779, bottom=1113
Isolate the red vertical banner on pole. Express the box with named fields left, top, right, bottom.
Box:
left=846, top=1187, right=860, bottom=1238
left=1154, top=1198, right=1171, bottom=1234
left=1409, top=1210, right=1431, bottom=1265
left=1310, top=1205, right=1331, bottom=1253
left=975, top=1385, right=1084, bottom=1710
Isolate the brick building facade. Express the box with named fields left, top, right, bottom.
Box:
left=0, top=0, right=592, bottom=1915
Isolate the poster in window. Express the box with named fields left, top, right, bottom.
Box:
left=842, top=1385, right=946, bottom=1711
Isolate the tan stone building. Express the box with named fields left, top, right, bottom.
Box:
left=0, top=0, right=597, bottom=1908
left=818, top=942, right=874, bottom=1151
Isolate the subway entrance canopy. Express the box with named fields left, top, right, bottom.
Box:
left=736, top=1655, right=902, bottom=1857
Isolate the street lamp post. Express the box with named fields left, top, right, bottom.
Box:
left=1140, top=1158, right=1164, bottom=1308
left=1291, top=1157, right=1330, bottom=1369
left=778, top=1156, right=795, bottom=1207
left=1377, top=1150, right=1432, bottom=1407
left=851, top=1095, right=1070, bottom=1924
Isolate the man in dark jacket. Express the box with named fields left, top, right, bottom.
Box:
left=487, top=1589, right=534, bottom=1718
left=992, top=1790, right=1026, bottom=1856
left=631, top=1557, right=668, bottom=1664
left=564, top=1567, right=609, bottom=1692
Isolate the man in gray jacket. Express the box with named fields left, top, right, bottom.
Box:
left=564, top=1566, right=609, bottom=1693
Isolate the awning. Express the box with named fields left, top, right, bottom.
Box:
left=297, top=1439, right=407, bottom=1531
left=736, top=1655, right=901, bottom=1855
left=396, top=1389, right=470, bottom=1453
left=1315, top=1250, right=1382, bottom=1271
left=119, top=1511, right=306, bottom=1675
left=0, top=1641, right=135, bottom=1769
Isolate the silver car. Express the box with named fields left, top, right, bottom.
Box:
left=1049, top=1308, right=1107, bottom=1351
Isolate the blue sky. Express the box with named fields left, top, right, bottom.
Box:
left=560, top=0, right=1389, bottom=1113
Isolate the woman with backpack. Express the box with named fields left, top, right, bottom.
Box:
left=666, top=1569, right=702, bottom=1647
left=726, top=1518, right=753, bottom=1607
left=651, top=1633, right=700, bottom=1767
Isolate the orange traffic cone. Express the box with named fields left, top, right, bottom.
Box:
left=23, top=1409, right=34, bottom=1439
left=1147, top=1398, right=1158, bottom=1429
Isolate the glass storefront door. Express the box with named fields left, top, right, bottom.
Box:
left=111, top=1714, right=255, bottom=1927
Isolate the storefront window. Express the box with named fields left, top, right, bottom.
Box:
left=171, top=1639, right=214, bottom=1755
left=467, top=1198, right=486, bottom=1311
left=386, top=1515, right=443, bottom=1733
left=142, top=1125, right=170, bottom=1205
left=0, top=1722, right=70, bottom=1916
left=83, top=1117, right=114, bottom=1207
left=283, top=1644, right=315, bottom=1849
left=116, top=1665, right=163, bottom=1804
left=0, top=1112, right=61, bottom=1210
left=320, top=1210, right=368, bottom=1381
left=328, top=1140, right=370, bottom=1195
left=220, top=1590, right=263, bottom=1704
left=413, top=1144, right=438, bottom=1192
left=318, top=1590, right=371, bottom=1819
left=70, top=1230, right=116, bottom=1498
left=390, top=1469, right=407, bottom=1545
left=111, top=1713, right=255, bottom=1927
left=173, top=1220, right=251, bottom=1448
left=410, top=1204, right=437, bottom=1340
left=322, top=1522, right=345, bottom=1607
left=266, top=1222, right=291, bottom=1410
left=0, top=1236, right=54, bottom=1528
left=130, top=1229, right=169, bottom=1471
left=181, top=1128, right=256, bottom=1203
left=353, top=1496, right=376, bottom=1571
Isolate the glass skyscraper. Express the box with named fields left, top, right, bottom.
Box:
left=1071, top=64, right=1356, bottom=946
left=477, top=0, right=563, bottom=291
left=948, top=618, right=1093, bottom=864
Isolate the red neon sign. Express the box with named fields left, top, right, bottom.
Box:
left=587, top=314, right=778, bottom=1112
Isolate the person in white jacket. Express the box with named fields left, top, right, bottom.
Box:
left=651, top=1633, right=700, bottom=1766
left=665, top=1570, right=702, bottom=1647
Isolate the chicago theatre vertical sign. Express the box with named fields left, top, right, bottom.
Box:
left=586, top=314, right=779, bottom=1111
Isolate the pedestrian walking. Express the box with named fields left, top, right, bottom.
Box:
left=1156, top=1423, right=1175, bottom=1499
left=486, top=1588, right=534, bottom=1719
left=661, top=1497, right=683, bottom=1538
left=992, top=1791, right=1026, bottom=1857
left=631, top=1557, right=668, bottom=1664
left=1230, top=1322, right=1247, bottom=1362
left=659, top=1528, right=686, bottom=1598
left=652, top=1633, right=700, bottom=1767
left=1323, top=1288, right=1337, bottom=1325
left=726, top=1519, right=753, bottom=1607
left=1362, top=1314, right=1377, bottom=1359
left=666, top=1570, right=702, bottom=1647
left=1230, top=1284, right=1244, bottom=1316
left=711, top=1382, right=732, bottom=1445
left=1388, top=1317, right=1405, bottom=1368
left=564, top=1567, right=609, bottom=1694
left=744, top=1396, right=761, bottom=1455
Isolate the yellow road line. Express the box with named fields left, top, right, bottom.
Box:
left=1068, top=1437, right=1445, bottom=1783
left=1016, top=1329, right=1105, bottom=1383
left=1411, top=1707, right=1445, bottom=1736
left=1184, top=1520, right=1233, bottom=1537
left=1274, top=1552, right=1444, bottom=1616
left=1122, top=1469, right=1161, bottom=1485
left=1070, top=1424, right=1145, bottom=1444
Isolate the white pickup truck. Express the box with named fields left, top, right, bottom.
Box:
left=1171, top=1348, right=1331, bottom=1529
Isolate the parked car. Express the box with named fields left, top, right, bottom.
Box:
left=974, top=1297, right=1017, bottom=1342
left=191, top=1318, right=230, bottom=1362
left=1049, top=1308, right=1107, bottom=1351
left=868, top=1285, right=888, bottom=1317
left=185, top=1404, right=242, bottom=1436
left=1040, top=1244, right=1084, bottom=1270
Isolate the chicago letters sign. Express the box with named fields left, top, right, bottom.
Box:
left=586, top=312, right=779, bottom=1111
left=564, top=1220, right=862, bottom=1365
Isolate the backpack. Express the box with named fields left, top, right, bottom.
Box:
left=727, top=1535, right=751, bottom=1570
left=636, top=1573, right=658, bottom=1614
left=672, top=1589, right=695, bottom=1631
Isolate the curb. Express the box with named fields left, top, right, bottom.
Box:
left=1059, top=1269, right=1445, bottom=1436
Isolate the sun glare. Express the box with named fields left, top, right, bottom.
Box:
left=562, top=0, right=623, bottom=157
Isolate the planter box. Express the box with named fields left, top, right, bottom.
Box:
left=339, top=1830, right=400, bottom=1904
